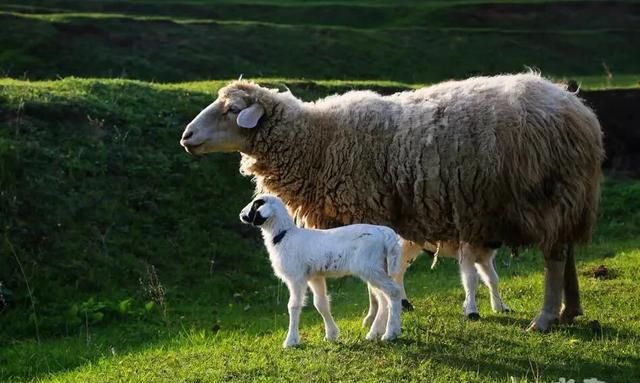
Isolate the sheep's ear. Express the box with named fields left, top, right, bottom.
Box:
left=237, top=104, right=264, bottom=129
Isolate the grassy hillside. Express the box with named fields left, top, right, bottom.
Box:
left=1, top=1, right=639, bottom=85
left=1, top=77, right=640, bottom=382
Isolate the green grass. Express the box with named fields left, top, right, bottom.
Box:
left=1, top=77, right=639, bottom=382
left=0, top=0, right=639, bottom=84
left=2, top=218, right=639, bottom=382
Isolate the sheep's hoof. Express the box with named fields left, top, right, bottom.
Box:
left=526, top=313, right=558, bottom=332
left=365, top=332, right=378, bottom=341
left=559, top=308, right=583, bottom=324
left=381, top=330, right=400, bottom=342
left=401, top=299, right=414, bottom=312
left=283, top=337, right=301, bottom=348
left=325, top=328, right=340, bottom=342
left=467, top=312, right=481, bottom=321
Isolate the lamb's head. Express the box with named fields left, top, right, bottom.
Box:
left=180, top=81, right=278, bottom=155
left=238, top=194, right=282, bottom=227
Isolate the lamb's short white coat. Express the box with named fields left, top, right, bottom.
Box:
left=240, top=194, right=403, bottom=348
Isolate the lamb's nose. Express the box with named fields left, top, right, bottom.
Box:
left=182, top=130, right=194, bottom=141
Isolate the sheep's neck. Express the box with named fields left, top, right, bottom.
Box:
left=241, top=113, right=326, bottom=214
left=260, top=215, right=295, bottom=246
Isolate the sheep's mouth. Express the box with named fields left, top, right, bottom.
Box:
left=183, top=142, right=205, bottom=155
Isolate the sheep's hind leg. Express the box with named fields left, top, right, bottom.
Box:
left=460, top=251, right=481, bottom=320
left=476, top=251, right=511, bottom=313
left=366, top=288, right=388, bottom=341
left=283, top=279, right=307, bottom=348
left=367, top=274, right=402, bottom=341
left=308, top=277, right=339, bottom=341
left=365, top=240, right=419, bottom=329
left=527, top=244, right=566, bottom=332
left=362, top=284, right=378, bottom=328
left=559, top=245, right=583, bottom=324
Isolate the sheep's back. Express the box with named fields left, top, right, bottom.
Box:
left=388, top=74, right=603, bottom=249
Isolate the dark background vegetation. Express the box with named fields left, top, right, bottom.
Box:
left=0, top=0, right=639, bottom=371
left=1, top=1, right=640, bottom=82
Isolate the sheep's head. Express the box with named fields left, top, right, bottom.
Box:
left=180, top=81, right=268, bottom=155
left=239, top=195, right=283, bottom=227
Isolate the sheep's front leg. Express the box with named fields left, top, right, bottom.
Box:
left=460, top=253, right=480, bottom=320
left=476, top=252, right=511, bottom=313
left=283, top=279, right=307, bottom=348
left=308, top=277, right=339, bottom=341
left=362, top=284, right=378, bottom=328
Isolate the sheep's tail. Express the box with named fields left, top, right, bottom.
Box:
left=384, top=231, right=402, bottom=277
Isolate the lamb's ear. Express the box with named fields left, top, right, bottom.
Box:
left=237, top=104, right=265, bottom=129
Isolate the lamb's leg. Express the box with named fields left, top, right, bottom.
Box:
left=366, top=288, right=388, bottom=341
left=527, top=244, right=566, bottom=332
left=560, top=245, right=583, bottom=324
left=283, top=279, right=307, bottom=348
left=476, top=250, right=511, bottom=313
left=362, top=284, right=378, bottom=328
left=460, top=250, right=481, bottom=320
left=367, top=274, right=402, bottom=341
left=308, top=277, right=339, bottom=341
left=397, top=239, right=423, bottom=311
left=364, top=239, right=418, bottom=329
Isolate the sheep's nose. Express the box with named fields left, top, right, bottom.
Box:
left=182, top=130, right=194, bottom=140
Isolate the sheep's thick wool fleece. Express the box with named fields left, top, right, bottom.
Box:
left=236, top=74, right=604, bottom=250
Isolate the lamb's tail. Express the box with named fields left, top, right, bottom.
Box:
left=384, top=231, right=402, bottom=277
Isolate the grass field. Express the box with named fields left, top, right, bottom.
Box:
left=4, top=240, right=640, bottom=383
left=1, top=77, right=639, bottom=383
left=1, top=0, right=640, bottom=382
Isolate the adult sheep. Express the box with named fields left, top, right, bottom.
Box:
left=180, top=73, right=604, bottom=331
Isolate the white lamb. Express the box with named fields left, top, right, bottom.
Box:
left=239, top=194, right=403, bottom=347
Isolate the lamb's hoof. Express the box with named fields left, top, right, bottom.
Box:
left=559, top=308, right=583, bottom=324
left=467, top=312, right=481, bottom=321
left=362, top=315, right=375, bottom=328
left=325, top=328, right=340, bottom=342
left=283, top=337, right=301, bottom=348
left=493, top=304, right=512, bottom=313
left=526, top=313, right=558, bottom=332
left=381, top=331, right=400, bottom=342
left=401, top=299, right=414, bottom=312
left=366, top=323, right=387, bottom=341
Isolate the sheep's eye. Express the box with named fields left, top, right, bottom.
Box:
left=228, top=105, right=242, bottom=114
left=253, top=199, right=265, bottom=208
